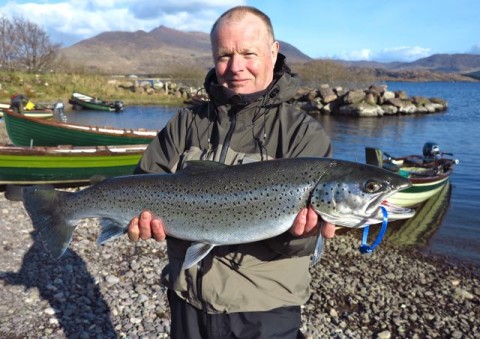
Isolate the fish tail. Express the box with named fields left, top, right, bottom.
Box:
left=22, top=186, right=77, bottom=258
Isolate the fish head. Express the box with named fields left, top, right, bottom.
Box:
left=310, top=160, right=412, bottom=228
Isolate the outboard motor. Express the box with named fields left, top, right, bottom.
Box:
left=114, top=100, right=124, bottom=113
left=53, top=101, right=64, bottom=114
left=53, top=101, right=67, bottom=122
left=423, top=142, right=440, bottom=162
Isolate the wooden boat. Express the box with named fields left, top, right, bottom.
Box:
left=68, top=92, right=124, bottom=112
left=366, top=143, right=459, bottom=207
left=0, top=144, right=147, bottom=185
left=2, top=109, right=157, bottom=147
left=0, top=103, right=53, bottom=119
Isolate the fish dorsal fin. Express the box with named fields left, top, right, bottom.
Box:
left=90, top=174, right=107, bottom=184
left=180, top=160, right=228, bottom=175
left=183, top=242, right=216, bottom=269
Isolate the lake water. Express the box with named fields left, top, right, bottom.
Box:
left=65, top=82, right=480, bottom=267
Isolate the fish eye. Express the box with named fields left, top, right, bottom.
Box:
left=363, top=179, right=383, bottom=193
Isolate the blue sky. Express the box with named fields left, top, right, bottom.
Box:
left=1, top=0, right=479, bottom=62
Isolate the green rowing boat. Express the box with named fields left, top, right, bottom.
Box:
left=0, top=144, right=147, bottom=185
left=3, top=109, right=157, bottom=146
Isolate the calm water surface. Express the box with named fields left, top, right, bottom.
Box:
left=65, top=82, right=480, bottom=267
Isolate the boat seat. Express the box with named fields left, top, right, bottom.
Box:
left=365, top=147, right=400, bottom=172
left=365, top=147, right=384, bottom=167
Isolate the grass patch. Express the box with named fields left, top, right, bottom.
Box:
left=0, top=72, right=185, bottom=107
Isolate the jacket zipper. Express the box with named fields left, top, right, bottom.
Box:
left=218, top=109, right=237, bottom=163
left=196, top=109, right=237, bottom=312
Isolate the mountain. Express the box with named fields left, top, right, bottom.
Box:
left=340, top=54, right=480, bottom=74
left=60, top=26, right=312, bottom=75
left=60, top=26, right=480, bottom=81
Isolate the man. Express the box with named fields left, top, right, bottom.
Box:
left=128, top=6, right=336, bottom=339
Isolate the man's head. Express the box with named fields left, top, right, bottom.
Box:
left=210, top=6, right=279, bottom=94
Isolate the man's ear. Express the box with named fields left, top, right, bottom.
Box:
left=271, top=41, right=280, bottom=61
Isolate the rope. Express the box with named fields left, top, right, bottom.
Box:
left=359, top=206, right=388, bottom=254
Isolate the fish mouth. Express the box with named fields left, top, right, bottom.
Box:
left=363, top=180, right=411, bottom=216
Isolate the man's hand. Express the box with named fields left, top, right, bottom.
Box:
left=290, top=206, right=335, bottom=238
left=128, top=211, right=166, bottom=242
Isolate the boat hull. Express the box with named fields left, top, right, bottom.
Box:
left=365, top=147, right=457, bottom=208
left=387, top=176, right=450, bottom=207
left=0, top=145, right=146, bottom=185
left=1, top=109, right=53, bottom=119
left=69, top=92, right=124, bottom=112
left=3, top=109, right=156, bottom=146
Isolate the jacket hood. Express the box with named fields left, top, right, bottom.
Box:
left=203, top=53, right=300, bottom=108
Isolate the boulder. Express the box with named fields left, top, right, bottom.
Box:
left=380, top=104, right=399, bottom=115
left=395, top=90, right=408, bottom=99
left=385, top=98, right=417, bottom=114
left=318, top=87, right=337, bottom=103
left=383, top=91, right=395, bottom=100
left=365, top=92, right=377, bottom=105
left=343, top=90, right=366, bottom=105
left=337, top=103, right=384, bottom=117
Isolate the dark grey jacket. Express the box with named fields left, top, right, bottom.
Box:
left=135, top=54, right=332, bottom=313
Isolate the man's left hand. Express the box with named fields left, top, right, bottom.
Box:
left=290, top=206, right=335, bottom=238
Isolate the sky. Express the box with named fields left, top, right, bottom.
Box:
left=1, top=0, right=479, bottom=63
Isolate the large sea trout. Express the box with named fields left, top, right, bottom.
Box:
left=22, top=157, right=413, bottom=269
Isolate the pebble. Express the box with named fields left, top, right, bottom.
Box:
left=105, top=275, right=120, bottom=284
left=376, top=330, right=392, bottom=339
left=0, top=195, right=479, bottom=338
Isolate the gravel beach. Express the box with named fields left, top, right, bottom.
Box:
left=0, top=191, right=479, bottom=339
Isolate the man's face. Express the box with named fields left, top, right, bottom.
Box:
left=212, top=14, right=279, bottom=94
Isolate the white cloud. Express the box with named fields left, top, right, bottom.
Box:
left=0, top=0, right=245, bottom=46
left=331, top=46, right=431, bottom=62
left=373, top=46, right=431, bottom=62
left=335, top=49, right=374, bottom=61
left=470, top=44, right=480, bottom=54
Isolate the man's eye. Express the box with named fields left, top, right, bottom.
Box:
left=217, top=55, right=230, bottom=62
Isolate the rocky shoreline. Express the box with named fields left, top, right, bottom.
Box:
left=130, top=80, right=448, bottom=118
left=291, top=84, right=448, bottom=117
left=0, top=193, right=478, bottom=338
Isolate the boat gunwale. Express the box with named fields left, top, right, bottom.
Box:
left=0, top=144, right=148, bottom=157
left=3, top=109, right=158, bottom=138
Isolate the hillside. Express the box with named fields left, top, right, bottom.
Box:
left=61, top=26, right=311, bottom=75
left=60, top=26, right=479, bottom=82
left=340, top=54, right=480, bottom=76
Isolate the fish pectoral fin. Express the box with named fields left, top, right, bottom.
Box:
left=97, top=218, right=128, bottom=244
left=182, top=243, right=216, bottom=270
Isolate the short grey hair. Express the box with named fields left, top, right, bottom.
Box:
left=210, top=6, right=275, bottom=44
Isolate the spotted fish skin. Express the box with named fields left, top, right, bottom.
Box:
left=22, top=157, right=412, bottom=268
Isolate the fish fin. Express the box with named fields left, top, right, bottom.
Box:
left=310, top=223, right=324, bottom=266
left=182, top=243, right=216, bottom=270
left=180, top=160, right=228, bottom=175
left=22, top=186, right=76, bottom=258
left=97, top=218, right=128, bottom=244
left=89, top=174, right=107, bottom=184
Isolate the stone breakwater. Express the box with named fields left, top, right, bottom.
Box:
left=0, top=194, right=478, bottom=338
left=293, top=84, right=448, bottom=117
left=116, top=79, right=448, bottom=118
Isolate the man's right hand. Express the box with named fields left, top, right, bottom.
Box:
left=128, top=210, right=166, bottom=242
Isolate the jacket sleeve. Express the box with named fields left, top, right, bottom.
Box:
left=134, top=108, right=191, bottom=174
left=266, top=107, right=332, bottom=257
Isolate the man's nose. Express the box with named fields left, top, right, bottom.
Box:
left=229, top=54, right=245, bottom=72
